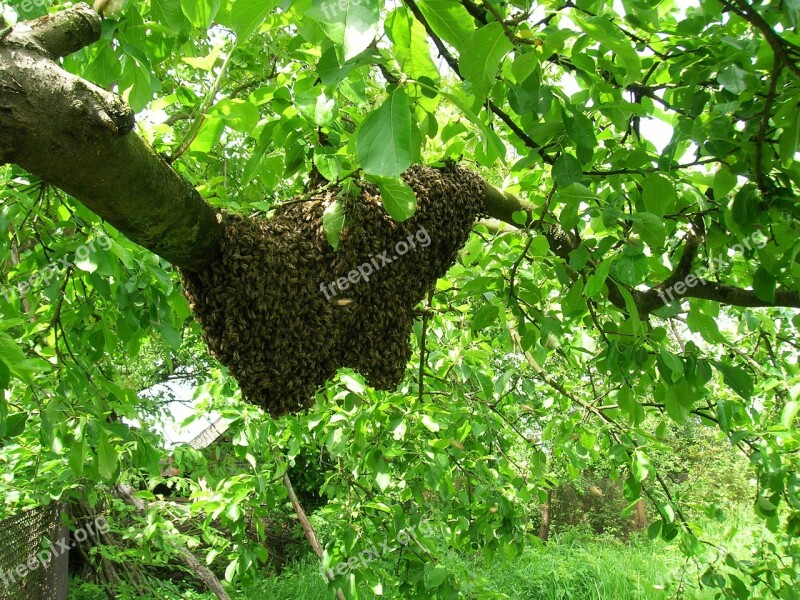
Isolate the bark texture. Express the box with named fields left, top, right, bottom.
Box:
left=0, top=3, right=222, bottom=271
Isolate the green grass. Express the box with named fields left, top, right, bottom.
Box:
left=237, top=529, right=715, bottom=600
left=463, top=531, right=710, bottom=600
left=69, top=529, right=717, bottom=600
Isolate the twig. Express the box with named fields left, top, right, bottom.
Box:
left=282, top=472, right=347, bottom=600
left=418, top=289, right=433, bottom=401
left=171, top=48, right=236, bottom=163
left=754, top=56, right=783, bottom=197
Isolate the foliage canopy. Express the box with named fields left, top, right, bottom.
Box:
left=1, top=0, right=800, bottom=598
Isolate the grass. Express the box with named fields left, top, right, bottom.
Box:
left=237, top=529, right=715, bottom=600
left=69, top=528, right=720, bottom=600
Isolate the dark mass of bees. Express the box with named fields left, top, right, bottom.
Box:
left=180, top=164, right=485, bottom=417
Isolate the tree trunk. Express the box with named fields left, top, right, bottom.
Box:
left=538, top=489, right=552, bottom=543
left=635, top=499, right=647, bottom=530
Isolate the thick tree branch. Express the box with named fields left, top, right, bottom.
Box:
left=632, top=233, right=800, bottom=313
left=0, top=3, right=222, bottom=271
left=482, top=182, right=578, bottom=258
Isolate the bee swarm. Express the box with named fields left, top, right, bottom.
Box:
left=181, top=164, right=484, bottom=416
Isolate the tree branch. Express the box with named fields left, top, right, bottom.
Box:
left=0, top=3, right=223, bottom=271
left=402, top=0, right=550, bottom=160
left=283, top=472, right=346, bottom=600
left=720, top=0, right=800, bottom=77
left=115, top=483, right=231, bottom=600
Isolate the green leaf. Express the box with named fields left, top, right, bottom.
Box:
left=180, top=0, right=221, bottom=30
left=584, top=258, right=613, bottom=298
left=614, top=282, right=643, bottom=338
left=375, top=459, right=391, bottom=491
left=416, top=0, right=474, bottom=51
left=152, top=0, right=190, bottom=32
left=663, top=382, right=693, bottom=424
left=613, top=253, right=648, bottom=286
left=753, top=266, right=776, bottom=304
left=717, top=64, right=749, bottom=94
left=424, top=563, right=448, bottom=589
left=574, top=15, right=641, bottom=84
left=420, top=414, right=440, bottom=432
left=322, top=200, right=345, bottom=250
left=85, top=45, right=122, bottom=88
left=642, top=174, right=677, bottom=217
left=631, top=212, right=666, bottom=249
left=731, top=185, right=759, bottom=230
left=386, top=8, right=440, bottom=82
left=356, top=88, right=415, bottom=177
left=69, top=436, right=87, bottom=477
left=211, top=99, right=260, bottom=132
left=370, top=176, right=417, bottom=221
left=632, top=449, right=650, bottom=481
left=0, top=413, right=27, bottom=439
left=473, top=304, right=499, bottom=331
left=0, top=332, right=49, bottom=384
left=97, top=428, right=118, bottom=480
left=717, top=400, right=733, bottom=433
left=713, top=167, right=738, bottom=199
left=225, top=557, right=239, bottom=582
left=307, top=0, right=381, bottom=61
left=552, top=154, right=582, bottom=187
left=459, top=23, right=513, bottom=101
left=228, top=0, right=281, bottom=42
left=686, top=307, right=727, bottom=344
left=713, top=361, right=754, bottom=399
left=314, top=147, right=343, bottom=182
left=779, top=106, right=800, bottom=166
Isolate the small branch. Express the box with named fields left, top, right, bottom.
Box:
left=402, top=0, right=550, bottom=160
left=282, top=473, right=346, bottom=600
left=115, top=484, right=231, bottom=600
left=654, top=234, right=701, bottom=297
left=754, top=56, right=782, bottom=197
left=418, top=290, right=433, bottom=402
left=720, top=0, right=800, bottom=77
left=171, top=49, right=235, bottom=163
left=585, top=158, right=722, bottom=176
left=479, top=0, right=536, bottom=45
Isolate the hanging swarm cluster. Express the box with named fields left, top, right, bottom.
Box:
left=181, top=164, right=485, bottom=416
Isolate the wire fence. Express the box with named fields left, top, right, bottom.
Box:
left=0, top=503, right=69, bottom=600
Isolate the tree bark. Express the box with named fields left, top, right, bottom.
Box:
left=538, top=489, right=552, bottom=543
left=0, top=3, right=222, bottom=271
left=634, top=499, right=646, bottom=530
